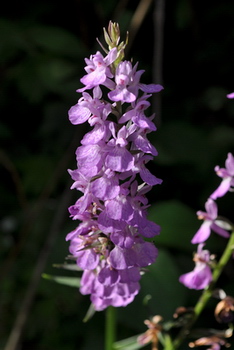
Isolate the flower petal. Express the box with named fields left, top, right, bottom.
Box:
left=211, top=222, right=230, bottom=239
left=105, top=146, right=134, bottom=172
left=179, top=265, right=212, bottom=290
left=191, top=221, right=212, bottom=244
left=210, top=177, right=232, bottom=200
left=68, top=104, right=90, bottom=124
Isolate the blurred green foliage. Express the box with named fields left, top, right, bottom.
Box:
left=1, top=0, right=234, bottom=349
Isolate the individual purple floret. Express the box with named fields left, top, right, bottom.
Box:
left=210, top=153, right=234, bottom=200
left=66, top=22, right=163, bottom=310
left=77, top=48, right=117, bottom=92
left=108, top=61, right=138, bottom=102
left=191, top=198, right=230, bottom=244
left=179, top=244, right=213, bottom=290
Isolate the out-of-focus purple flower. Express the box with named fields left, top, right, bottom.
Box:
left=179, top=244, right=212, bottom=290
left=210, top=153, right=234, bottom=200
left=227, top=92, right=234, bottom=99
left=66, top=21, right=163, bottom=310
left=191, top=198, right=230, bottom=244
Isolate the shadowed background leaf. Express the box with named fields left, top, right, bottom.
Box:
left=1, top=0, right=234, bottom=349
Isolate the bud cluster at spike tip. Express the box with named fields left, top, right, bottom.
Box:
left=66, top=22, right=163, bottom=311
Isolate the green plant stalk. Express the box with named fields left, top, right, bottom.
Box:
left=105, top=306, right=117, bottom=350
left=172, top=231, right=234, bottom=349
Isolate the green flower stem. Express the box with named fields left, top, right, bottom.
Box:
left=105, top=306, right=117, bottom=350
left=172, top=231, right=234, bottom=349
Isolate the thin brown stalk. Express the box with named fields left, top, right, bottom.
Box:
left=3, top=185, right=73, bottom=350
left=0, top=128, right=81, bottom=284
left=152, top=0, right=165, bottom=126
left=0, top=149, right=28, bottom=210
left=126, top=0, right=154, bottom=55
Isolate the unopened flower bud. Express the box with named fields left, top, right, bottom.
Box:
left=215, top=296, right=234, bottom=323
left=103, top=21, right=121, bottom=49
left=189, top=335, right=231, bottom=349
left=103, top=21, right=128, bottom=67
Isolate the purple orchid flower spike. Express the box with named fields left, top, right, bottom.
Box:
left=66, top=21, right=163, bottom=310
left=210, top=153, right=234, bottom=200
left=191, top=198, right=230, bottom=244
left=179, top=244, right=213, bottom=290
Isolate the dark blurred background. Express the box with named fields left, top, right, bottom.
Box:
left=1, top=1, right=234, bottom=349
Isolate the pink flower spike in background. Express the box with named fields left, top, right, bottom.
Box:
left=210, top=153, right=234, bottom=200
left=179, top=244, right=212, bottom=290
left=191, top=198, right=230, bottom=244
left=227, top=92, right=234, bottom=99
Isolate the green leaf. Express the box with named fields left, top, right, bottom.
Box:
left=155, top=121, right=210, bottom=174
left=163, top=333, right=175, bottom=350
left=53, top=263, right=83, bottom=271
left=12, top=54, right=77, bottom=102
left=15, top=154, right=55, bottom=195
left=113, top=335, right=145, bottom=350
left=149, top=200, right=199, bottom=252
left=27, top=25, right=86, bottom=58
left=0, top=19, right=31, bottom=62
left=118, top=248, right=187, bottom=331
left=175, top=0, right=193, bottom=29
left=208, top=125, right=234, bottom=153
left=140, top=249, right=187, bottom=321
left=83, top=303, right=96, bottom=323
left=42, top=273, right=80, bottom=288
